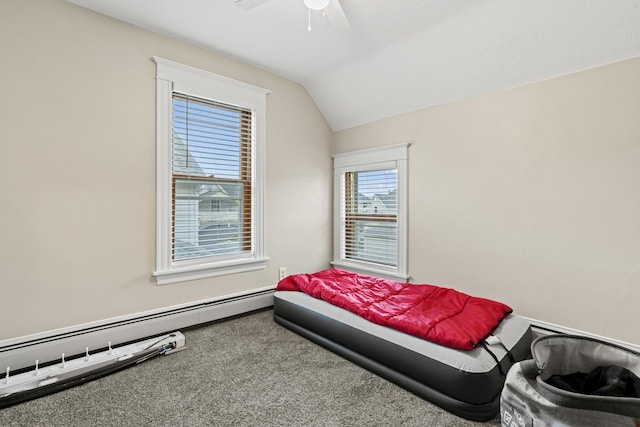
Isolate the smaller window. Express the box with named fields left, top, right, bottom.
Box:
left=332, top=143, right=410, bottom=280
left=344, top=169, right=397, bottom=267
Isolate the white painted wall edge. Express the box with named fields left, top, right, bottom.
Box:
left=0, top=286, right=275, bottom=373
left=525, top=316, right=640, bottom=353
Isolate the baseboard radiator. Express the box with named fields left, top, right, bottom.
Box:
left=0, top=288, right=274, bottom=374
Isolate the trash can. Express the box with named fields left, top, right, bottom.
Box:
left=500, top=334, right=640, bottom=427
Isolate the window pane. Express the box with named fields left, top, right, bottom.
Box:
left=171, top=94, right=252, bottom=262
left=173, top=179, right=243, bottom=261
left=172, top=96, right=250, bottom=180
left=345, top=169, right=398, bottom=266
left=348, top=221, right=397, bottom=266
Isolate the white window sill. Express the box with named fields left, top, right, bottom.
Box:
left=154, top=257, right=269, bottom=285
left=330, top=260, right=410, bottom=283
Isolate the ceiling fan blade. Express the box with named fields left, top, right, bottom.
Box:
left=234, top=0, right=272, bottom=11
left=324, top=0, right=352, bottom=33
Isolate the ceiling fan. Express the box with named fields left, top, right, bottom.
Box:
left=234, top=0, right=351, bottom=33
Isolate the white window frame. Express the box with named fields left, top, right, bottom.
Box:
left=152, top=57, right=270, bottom=285
left=331, top=143, right=410, bottom=281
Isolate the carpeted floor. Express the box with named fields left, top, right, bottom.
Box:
left=0, top=309, right=500, bottom=426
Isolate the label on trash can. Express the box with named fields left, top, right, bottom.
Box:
left=500, top=401, right=533, bottom=427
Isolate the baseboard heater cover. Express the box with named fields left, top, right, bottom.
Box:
left=0, top=332, right=185, bottom=409
left=0, top=288, right=274, bottom=373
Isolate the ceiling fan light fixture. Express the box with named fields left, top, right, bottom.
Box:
left=304, top=0, right=330, bottom=11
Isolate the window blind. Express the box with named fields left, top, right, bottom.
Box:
left=343, top=168, right=398, bottom=267
left=171, top=93, right=253, bottom=262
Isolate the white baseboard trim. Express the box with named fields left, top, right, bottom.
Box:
left=524, top=316, right=640, bottom=353
left=0, top=287, right=275, bottom=373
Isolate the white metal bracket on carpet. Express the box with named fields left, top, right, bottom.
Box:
left=0, top=332, right=185, bottom=409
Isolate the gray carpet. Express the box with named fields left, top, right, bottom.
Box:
left=0, top=309, right=500, bottom=426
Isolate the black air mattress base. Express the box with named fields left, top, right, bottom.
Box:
left=273, top=290, right=532, bottom=422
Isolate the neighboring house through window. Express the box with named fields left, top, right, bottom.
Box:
left=332, top=143, right=410, bottom=281
left=153, top=57, right=269, bottom=285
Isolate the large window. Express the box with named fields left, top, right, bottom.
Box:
left=153, top=57, right=269, bottom=285
left=172, top=95, right=251, bottom=261
left=332, top=144, right=409, bottom=280
left=332, top=144, right=408, bottom=280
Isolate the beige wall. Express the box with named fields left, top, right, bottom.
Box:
left=2, top=0, right=638, bottom=348
left=0, top=0, right=332, bottom=339
left=334, top=57, right=640, bottom=346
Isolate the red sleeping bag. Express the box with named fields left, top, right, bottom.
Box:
left=276, top=268, right=512, bottom=350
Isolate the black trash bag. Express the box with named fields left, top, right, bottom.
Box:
left=547, top=364, right=640, bottom=398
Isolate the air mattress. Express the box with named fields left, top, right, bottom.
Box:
left=273, top=290, right=532, bottom=421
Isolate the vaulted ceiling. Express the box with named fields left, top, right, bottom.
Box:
left=67, top=0, right=640, bottom=131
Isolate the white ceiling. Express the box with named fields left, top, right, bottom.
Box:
left=67, top=0, right=640, bottom=131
